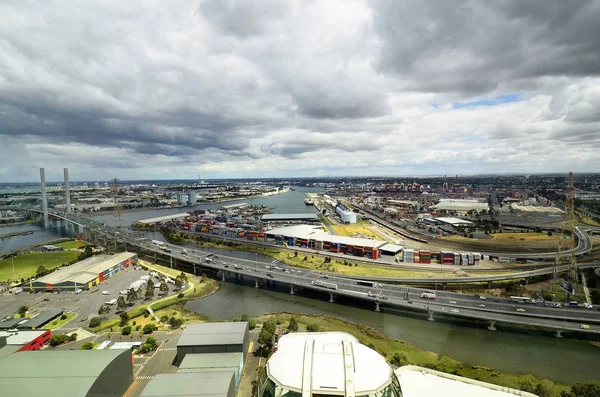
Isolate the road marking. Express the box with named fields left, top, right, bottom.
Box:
left=135, top=376, right=154, bottom=380
left=158, top=347, right=177, bottom=351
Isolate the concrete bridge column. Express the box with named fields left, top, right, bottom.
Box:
left=290, top=285, right=295, bottom=295
left=221, top=272, right=226, bottom=282
left=525, top=277, right=529, bottom=285
left=329, top=292, right=335, bottom=303
left=442, top=283, right=447, bottom=290
left=123, top=242, right=127, bottom=252
left=255, top=278, right=260, bottom=288
left=169, top=257, right=173, bottom=268
left=375, top=301, right=380, bottom=312
left=488, top=281, right=492, bottom=289
left=555, top=329, right=562, bottom=338
left=488, top=321, right=497, bottom=331
left=428, top=311, right=435, bottom=322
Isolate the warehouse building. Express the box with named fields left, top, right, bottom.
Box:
left=16, top=309, right=63, bottom=330
left=176, top=322, right=249, bottom=363
left=137, top=213, right=190, bottom=224
left=432, top=199, right=489, bottom=214
left=0, top=329, right=51, bottom=351
left=29, top=252, right=137, bottom=292
left=261, top=213, right=319, bottom=223
left=0, top=349, right=133, bottom=397
left=141, top=372, right=236, bottom=397
left=178, top=352, right=244, bottom=390
left=265, top=225, right=387, bottom=259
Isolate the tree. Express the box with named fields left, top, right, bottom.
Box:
left=145, top=280, right=155, bottom=300
left=143, top=324, right=156, bottom=334
left=119, top=312, right=129, bottom=327
left=174, top=278, right=183, bottom=288
left=160, top=282, right=169, bottom=292
left=60, top=314, right=67, bottom=320
left=168, top=317, right=183, bottom=328
left=570, top=381, right=600, bottom=397
left=241, top=314, right=249, bottom=322
left=98, top=305, right=111, bottom=316
left=390, top=352, right=408, bottom=367
left=177, top=292, right=184, bottom=299
left=127, top=288, right=138, bottom=304
left=68, top=333, right=78, bottom=342
left=117, top=296, right=127, bottom=311
left=89, top=317, right=102, bottom=328
left=121, top=326, right=132, bottom=336
left=248, top=319, right=257, bottom=330
left=288, top=317, right=298, bottom=332
left=160, top=315, right=169, bottom=323
left=36, top=266, right=47, bottom=277
left=306, top=323, right=320, bottom=332
left=18, top=306, right=28, bottom=317
left=80, top=342, right=95, bottom=350
left=49, top=334, right=69, bottom=346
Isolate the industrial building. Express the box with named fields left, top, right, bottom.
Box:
left=140, top=372, right=236, bottom=397
left=265, top=225, right=386, bottom=259
left=261, top=213, right=319, bottom=223
left=424, top=217, right=473, bottom=227
left=0, top=329, right=51, bottom=351
left=29, top=252, right=137, bottom=292
left=137, top=213, right=190, bottom=224
left=188, top=190, right=197, bottom=204
left=432, top=199, right=489, bottom=214
left=178, top=352, right=244, bottom=389
left=0, top=349, right=133, bottom=397
left=177, top=192, right=188, bottom=205
left=258, top=332, right=535, bottom=397
left=0, top=310, right=63, bottom=331
left=176, top=322, right=249, bottom=363
left=336, top=204, right=357, bottom=224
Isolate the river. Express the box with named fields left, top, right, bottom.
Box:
left=185, top=277, right=600, bottom=384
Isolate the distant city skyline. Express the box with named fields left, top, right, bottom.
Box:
left=1, top=1, right=599, bottom=182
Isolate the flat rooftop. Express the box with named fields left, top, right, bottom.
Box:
left=0, top=330, right=47, bottom=345
left=137, top=213, right=190, bottom=224
left=33, top=252, right=136, bottom=285
left=262, top=213, right=319, bottom=221
left=266, top=225, right=387, bottom=248
left=511, top=204, right=563, bottom=214
left=396, top=366, right=537, bottom=397
left=179, top=352, right=243, bottom=370
left=220, top=202, right=248, bottom=209
left=432, top=200, right=489, bottom=212
left=140, top=372, right=235, bottom=397
left=178, top=322, right=248, bottom=347
left=435, top=217, right=473, bottom=225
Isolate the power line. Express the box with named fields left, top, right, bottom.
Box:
left=553, top=172, right=577, bottom=291
left=112, top=178, right=124, bottom=229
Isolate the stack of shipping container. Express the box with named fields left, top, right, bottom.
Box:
left=419, top=250, right=431, bottom=264
left=403, top=249, right=415, bottom=263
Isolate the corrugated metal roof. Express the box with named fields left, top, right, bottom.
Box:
left=17, top=309, right=63, bottom=329
left=141, top=372, right=234, bottom=397
left=178, top=322, right=247, bottom=347
left=266, top=225, right=387, bottom=248
left=0, top=317, right=23, bottom=330
left=33, top=252, right=136, bottom=285
left=0, top=350, right=129, bottom=397
left=0, top=330, right=47, bottom=345
left=179, top=352, right=243, bottom=370
left=262, top=213, right=319, bottom=220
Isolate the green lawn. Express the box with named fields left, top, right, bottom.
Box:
left=55, top=240, right=89, bottom=250
left=42, top=312, right=76, bottom=330
left=0, top=251, right=81, bottom=282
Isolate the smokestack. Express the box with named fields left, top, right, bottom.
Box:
left=40, top=168, right=49, bottom=228
left=64, top=168, right=71, bottom=213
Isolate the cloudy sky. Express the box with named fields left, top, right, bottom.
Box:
left=1, top=0, right=599, bottom=182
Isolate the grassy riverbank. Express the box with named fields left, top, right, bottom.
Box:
left=257, top=312, right=572, bottom=396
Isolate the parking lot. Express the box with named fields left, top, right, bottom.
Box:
left=0, top=265, right=163, bottom=329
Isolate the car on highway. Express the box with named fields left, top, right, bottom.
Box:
left=580, top=324, right=590, bottom=329
left=451, top=309, right=459, bottom=313
left=478, top=304, right=485, bottom=308
left=265, top=265, right=271, bottom=269
left=74, top=289, right=82, bottom=294
left=517, top=308, right=525, bottom=312
left=449, top=300, right=456, bottom=304
left=584, top=303, right=593, bottom=309
left=479, top=296, right=487, bottom=300
left=266, top=273, right=274, bottom=278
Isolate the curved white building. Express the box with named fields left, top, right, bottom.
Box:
left=259, top=332, right=538, bottom=397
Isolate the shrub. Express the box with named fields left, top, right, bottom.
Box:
left=143, top=324, right=156, bottom=334
left=248, top=319, right=257, bottom=330
left=288, top=317, right=298, bottom=332
left=68, top=333, right=78, bottom=342
left=89, top=317, right=101, bottom=328
left=306, top=323, right=320, bottom=332
left=80, top=342, right=95, bottom=350
left=160, top=315, right=169, bottom=323
left=177, top=292, right=184, bottom=299
left=121, top=326, right=132, bottom=336
left=60, top=314, right=67, bottom=320
left=390, top=352, right=408, bottom=367
left=49, top=334, right=69, bottom=346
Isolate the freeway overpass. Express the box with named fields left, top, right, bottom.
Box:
left=77, top=219, right=600, bottom=337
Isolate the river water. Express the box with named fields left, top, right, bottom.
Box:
left=3, top=186, right=599, bottom=383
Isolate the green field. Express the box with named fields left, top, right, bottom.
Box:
left=55, top=240, right=88, bottom=250
left=0, top=251, right=81, bottom=282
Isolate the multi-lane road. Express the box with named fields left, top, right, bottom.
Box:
left=8, top=209, right=600, bottom=336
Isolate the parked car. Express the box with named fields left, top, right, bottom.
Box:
left=517, top=308, right=525, bottom=312
left=580, top=324, right=590, bottom=329
left=451, top=309, right=459, bottom=313
left=479, top=304, right=485, bottom=308
left=102, top=291, right=110, bottom=295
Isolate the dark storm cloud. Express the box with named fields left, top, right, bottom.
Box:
left=372, top=0, right=600, bottom=95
